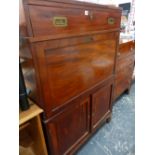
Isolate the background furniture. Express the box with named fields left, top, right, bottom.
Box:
left=113, top=38, right=135, bottom=100
left=19, top=100, right=48, bottom=155
left=20, top=0, right=121, bottom=154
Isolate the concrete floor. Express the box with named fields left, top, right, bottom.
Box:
left=76, top=83, right=135, bottom=155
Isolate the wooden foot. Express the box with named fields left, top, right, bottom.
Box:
left=125, top=88, right=130, bottom=95
left=106, top=117, right=111, bottom=123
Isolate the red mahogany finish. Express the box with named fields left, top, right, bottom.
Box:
left=113, top=39, right=135, bottom=100
left=20, top=0, right=121, bottom=154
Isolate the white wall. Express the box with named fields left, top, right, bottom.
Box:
left=77, top=0, right=132, bottom=5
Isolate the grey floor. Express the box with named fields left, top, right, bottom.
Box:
left=76, top=83, right=135, bottom=155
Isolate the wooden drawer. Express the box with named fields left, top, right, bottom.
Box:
left=116, top=54, right=135, bottom=72
left=114, top=64, right=134, bottom=99
left=92, top=84, right=112, bottom=130
left=46, top=98, right=90, bottom=155
left=118, top=40, right=135, bottom=58
left=28, top=3, right=121, bottom=37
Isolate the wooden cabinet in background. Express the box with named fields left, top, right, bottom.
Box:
left=113, top=39, right=135, bottom=100
left=20, top=0, right=121, bottom=154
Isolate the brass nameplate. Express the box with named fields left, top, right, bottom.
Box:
left=53, top=17, right=68, bottom=27
left=108, top=17, right=115, bottom=25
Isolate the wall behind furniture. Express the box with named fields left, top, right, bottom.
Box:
left=77, top=0, right=132, bottom=6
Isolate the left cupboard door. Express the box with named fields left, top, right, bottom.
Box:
left=46, top=98, right=90, bottom=155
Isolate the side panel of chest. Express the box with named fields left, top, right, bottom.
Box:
left=113, top=40, right=135, bottom=100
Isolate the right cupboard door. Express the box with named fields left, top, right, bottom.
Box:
left=92, top=84, right=112, bottom=130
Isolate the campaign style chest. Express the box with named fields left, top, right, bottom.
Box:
left=20, top=0, right=121, bottom=154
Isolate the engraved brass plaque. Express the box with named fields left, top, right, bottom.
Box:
left=53, top=17, right=68, bottom=27
left=108, top=17, right=115, bottom=25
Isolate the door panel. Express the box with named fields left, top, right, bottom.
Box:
left=47, top=98, right=90, bottom=155
left=92, top=84, right=112, bottom=130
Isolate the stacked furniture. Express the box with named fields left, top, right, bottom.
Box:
left=20, top=0, right=121, bottom=154
left=113, top=38, right=135, bottom=100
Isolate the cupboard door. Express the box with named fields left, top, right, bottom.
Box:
left=47, top=98, right=90, bottom=155
left=92, top=84, right=112, bottom=130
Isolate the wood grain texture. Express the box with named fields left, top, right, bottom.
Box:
left=28, top=5, right=121, bottom=37
left=116, top=54, right=135, bottom=72
left=28, top=116, right=48, bottom=155
left=20, top=0, right=121, bottom=154
left=19, top=101, right=43, bottom=125
left=114, top=63, right=134, bottom=99
left=114, top=40, right=135, bottom=100
left=20, top=58, right=38, bottom=103
left=27, top=28, right=119, bottom=43
left=118, top=40, right=135, bottom=58
left=25, top=0, right=122, bottom=10
left=32, top=32, right=117, bottom=115
left=47, top=98, right=90, bottom=155
left=20, top=0, right=39, bottom=104
left=92, top=84, right=112, bottom=130
left=19, top=101, right=48, bottom=155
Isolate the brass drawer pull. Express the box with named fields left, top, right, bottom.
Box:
left=108, top=17, right=115, bottom=25
left=53, top=16, right=68, bottom=27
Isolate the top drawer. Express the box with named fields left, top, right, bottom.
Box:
left=28, top=5, right=121, bottom=37
left=118, top=40, right=135, bottom=58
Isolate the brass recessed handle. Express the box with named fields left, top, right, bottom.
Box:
left=108, top=17, right=115, bottom=25
left=53, top=16, right=68, bottom=27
